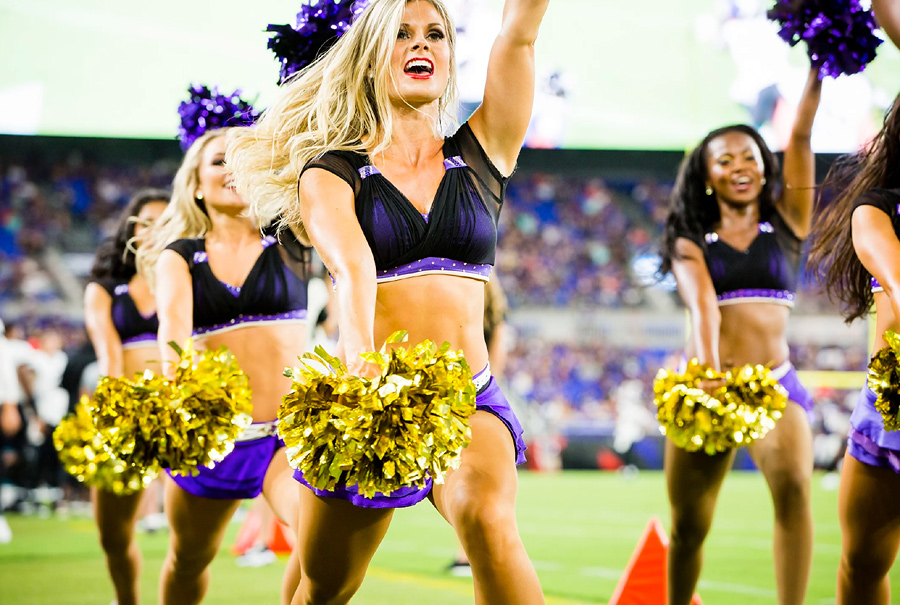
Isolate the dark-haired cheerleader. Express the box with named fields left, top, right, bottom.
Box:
left=808, top=91, right=900, bottom=605
left=84, top=188, right=169, bottom=605
left=659, top=67, right=822, bottom=605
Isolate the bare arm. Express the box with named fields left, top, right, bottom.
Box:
left=671, top=238, right=721, bottom=370
left=778, top=68, right=823, bottom=238
left=155, top=251, right=194, bottom=379
left=874, top=0, right=900, bottom=49
left=298, top=170, right=376, bottom=374
left=84, top=282, right=124, bottom=378
left=468, top=0, right=550, bottom=176
left=853, top=205, right=900, bottom=323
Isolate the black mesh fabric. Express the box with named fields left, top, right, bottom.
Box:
left=300, top=122, right=507, bottom=271
left=165, top=237, right=308, bottom=330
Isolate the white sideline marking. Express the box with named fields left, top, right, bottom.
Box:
left=697, top=580, right=776, bottom=597
left=579, top=566, right=624, bottom=580
left=381, top=540, right=816, bottom=599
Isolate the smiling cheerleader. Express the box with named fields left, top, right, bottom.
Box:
left=227, top=1, right=549, bottom=603
left=137, top=87, right=309, bottom=604
left=658, top=65, right=822, bottom=604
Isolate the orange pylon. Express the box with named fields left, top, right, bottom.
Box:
left=231, top=509, right=294, bottom=555
left=608, top=517, right=702, bottom=605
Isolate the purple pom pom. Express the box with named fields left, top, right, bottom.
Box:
left=768, top=0, right=884, bottom=79
left=267, top=0, right=371, bottom=85
left=177, top=85, right=260, bottom=151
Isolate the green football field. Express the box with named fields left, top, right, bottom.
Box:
left=2, top=471, right=898, bottom=604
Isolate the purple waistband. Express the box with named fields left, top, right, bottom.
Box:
left=121, top=333, right=158, bottom=348
left=193, top=309, right=308, bottom=338
left=376, top=257, right=492, bottom=283
left=717, top=289, right=795, bottom=307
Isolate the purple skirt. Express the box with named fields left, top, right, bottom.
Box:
left=293, top=372, right=526, bottom=509
left=773, top=362, right=815, bottom=422
left=168, top=432, right=285, bottom=500
left=848, top=386, right=900, bottom=473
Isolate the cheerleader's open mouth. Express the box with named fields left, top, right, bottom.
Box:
left=404, top=58, right=434, bottom=79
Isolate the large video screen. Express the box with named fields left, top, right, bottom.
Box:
left=1, top=0, right=898, bottom=151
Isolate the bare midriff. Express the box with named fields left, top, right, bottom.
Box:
left=199, top=323, right=306, bottom=422
left=375, top=274, right=488, bottom=374
left=714, top=303, right=791, bottom=369
left=122, top=347, right=163, bottom=379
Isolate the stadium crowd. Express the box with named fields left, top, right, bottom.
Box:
left=0, top=154, right=862, bottom=515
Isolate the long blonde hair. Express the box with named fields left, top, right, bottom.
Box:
left=226, top=0, right=459, bottom=230
left=137, top=129, right=224, bottom=289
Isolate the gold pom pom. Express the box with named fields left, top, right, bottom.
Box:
left=53, top=396, right=156, bottom=495
left=279, top=331, right=477, bottom=498
left=92, top=341, right=253, bottom=477
left=654, top=359, right=787, bottom=455
left=867, top=330, right=900, bottom=432
left=162, top=341, right=254, bottom=474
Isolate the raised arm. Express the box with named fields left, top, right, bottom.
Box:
left=778, top=68, right=823, bottom=238
left=155, top=251, right=194, bottom=379
left=468, top=0, right=550, bottom=176
left=671, top=239, right=721, bottom=371
left=297, top=170, right=376, bottom=374
left=874, top=0, right=900, bottom=49
left=84, top=283, right=124, bottom=378
left=853, top=205, right=900, bottom=326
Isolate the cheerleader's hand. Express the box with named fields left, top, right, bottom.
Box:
left=698, top=378, right=725, bottom=398
left=347, top=355, right=382, bottom=380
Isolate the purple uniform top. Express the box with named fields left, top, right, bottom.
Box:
left=701, top=213, right=802, bottom=308
left=165, top=230, right=310, bottom=338
left=302, top=122, right=507, bottom=284
left=93, top=279, right=159, bottom=348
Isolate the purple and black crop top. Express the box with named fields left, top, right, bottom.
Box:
left=689, top=210, right=802, bottom=308
left=301, top=122, right=506, bottom=283
left=165, top=232, right=309, bottom=338
left=853, top=187, right=900, bottom=293
left=94, top=279, right=159, bottom=349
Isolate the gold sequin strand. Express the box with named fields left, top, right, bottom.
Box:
left=867, top=330, right=900, bottom=432
left=279, top=331, right=477, bottom=498
left=653, top=359, right=787, bottom=455
left=52, top=395, right=156, bottom=495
